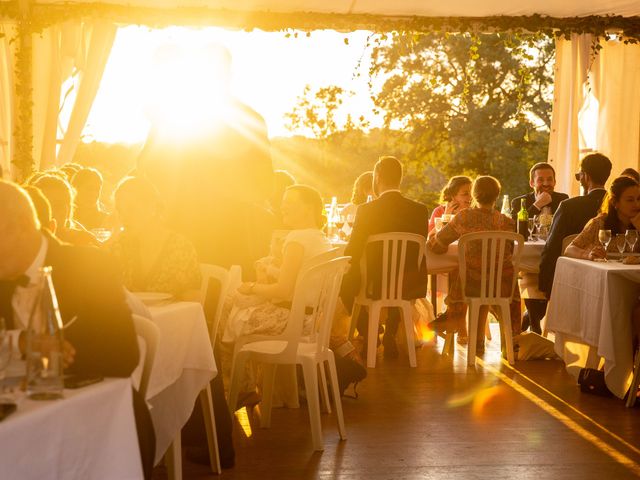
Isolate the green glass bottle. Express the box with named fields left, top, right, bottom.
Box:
left=517, top=198, right=529, bottom=241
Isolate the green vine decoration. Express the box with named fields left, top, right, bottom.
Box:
left=2, top=3, right=639, bottom=178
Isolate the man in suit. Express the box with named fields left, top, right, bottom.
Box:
left=341, top=156, right=429, bottom=358
left=510, top=162, right=569, bottom=218
left=0, top=180, right=154, bottom=477
left=539, top=153, right=612, bottom=298
left=510, top=162, right=569, bottom=333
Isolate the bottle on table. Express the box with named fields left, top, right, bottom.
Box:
left=517, top=198, right=529, bottom=241
left=500, top=194, right=511, bottom=219
left=26, top=266, right=65, bottom=400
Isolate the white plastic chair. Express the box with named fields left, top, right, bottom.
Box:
left=227, top=257, right=350, bottom=451
left=456, top=231, right=524, bottom=366
left=132, top=314, right=160, bottom=399
left=348, top=232, right=426, bottom=368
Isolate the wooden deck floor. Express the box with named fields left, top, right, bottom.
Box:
left=154, top=330, right=640, bottom=479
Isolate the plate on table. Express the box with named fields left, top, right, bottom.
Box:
left=132, top=292, right=173, bottom=305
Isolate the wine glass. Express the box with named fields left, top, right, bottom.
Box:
left=598, top=229, right=612, bottom=258
left=527, top=218, right=537, bottom=241
left=91, top=228, right=112, bottom=243
left=615, top=233, right=626, bottom=261
left=626, top=229, right=638, bottom=255
left=435, top=217, right=444, bottom=233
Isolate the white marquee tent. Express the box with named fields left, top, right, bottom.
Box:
left=1, top=0, right=639, bottom=193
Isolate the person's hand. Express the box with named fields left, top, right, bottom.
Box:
left=534, top=191, right=552, bottom=210
left=445, top=201, right=460, bottom=215
left=62, top=340, right=76, bottom=368
left=587, top=245, right=606, bottom=261
left=237, top=282, right=255, bottom=295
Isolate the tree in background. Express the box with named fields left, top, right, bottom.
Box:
left=281, top=32, right=555, bottom=210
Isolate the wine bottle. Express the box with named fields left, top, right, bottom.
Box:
left=517, top=198, right=529, bottom=241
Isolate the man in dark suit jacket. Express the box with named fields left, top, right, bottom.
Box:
left=341, top=156, right=429, bottom=358
left=0, top=180, right=154, bottom=477
left=510, top=162, right=569, bottom=333
left=539, top=153, right=613, bottom=297
left=510, top=162, right=569, bottom=218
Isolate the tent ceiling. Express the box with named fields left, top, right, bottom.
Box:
left=30, top=0, right=640, bottom=18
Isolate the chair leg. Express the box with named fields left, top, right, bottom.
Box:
left=227, top=351, right=249, bottom=416
left=301, top=358, right=324, bottom=451
left=260, top=363, right=278, bottom=428
left=402, top=304, right=417, bottom=367
left=199, top=386, right=222, bottom=474
left=164, top=434, right=182, bottom=480
left=467, top=302, right=480, bottom=367
left=499, top=302, right=515, bottom=365
left=349, top=302, right=361, bottom=340
left=367, top=304, right=381, bottom=368
left=326, top=354, right=347, bottom=440
left=485, top=321, right=492, bottom=341
left=319, top=363, right=332, bottom=414
left=626, top=348, right=640, bottom=408
left=442, top=332, right=455, bottom=357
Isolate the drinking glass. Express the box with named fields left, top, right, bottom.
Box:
left=626, top=229, right=638, bottom=254
left=527, top=218, right=536, bottom=241
left=0, top=318, right=13, bottom=393
left=615, top=233, right=626, bottom=260
left=598, top=229, right=612, bottom=258
left=91, top=228, right=112, bottom=243
left=346, top=214, right=356, bottom=229
left=434, top=217, right=444, bottom=232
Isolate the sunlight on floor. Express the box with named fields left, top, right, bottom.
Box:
left=235, top=407, right=253, bottom=438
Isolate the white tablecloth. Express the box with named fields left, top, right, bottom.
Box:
left=146, top=301, right=217, bottom=464
left=546, top=257, right=640, bottom=398
left=426, top=240, right=545, bottom=274
left=0, top=378, right=143, bottom=480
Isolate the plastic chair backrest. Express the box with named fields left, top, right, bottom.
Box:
left=561, top=234, right=579, bottom=256
left=132, top=314, right=160, bottom=399
left=199, top=264, right=242, bottom=345
left=300, top=248, right=339, bottom=275
left=458, top=231, right=524, bottom=302
left=361, top=232, right=426, bottom=301
left=277, top=256, right=351, bottom=361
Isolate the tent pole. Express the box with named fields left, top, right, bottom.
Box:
left=13, top=0, right=33, bottom=182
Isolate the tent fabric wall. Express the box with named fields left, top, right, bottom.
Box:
left=0, top=23, right=15, bottom=180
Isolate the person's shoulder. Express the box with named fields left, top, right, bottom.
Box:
left=553, top=191, right=570, bottom=201
left=511, top=192, right=530, bottom=205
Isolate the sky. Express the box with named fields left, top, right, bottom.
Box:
left=82, top=26, right=379, bottom=143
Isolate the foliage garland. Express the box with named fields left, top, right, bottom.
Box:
left=3, top=2, right=640, bottom=178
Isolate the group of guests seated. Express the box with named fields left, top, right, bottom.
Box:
left=2, top=149, right=639, bottom=474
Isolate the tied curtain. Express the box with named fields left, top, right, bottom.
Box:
left=549, top=34, right=640, bottom=196
left=0, top=23, right=15, bottom=179
left=32, top=20, right=116, bottom=172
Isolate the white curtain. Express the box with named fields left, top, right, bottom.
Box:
left=547, top=34, right=593, bottom=197
left=0, top=23, right=16, bottom=179
left=32, top=20, right=116, bottom=171
left=591, top=38, right=640, bottom=179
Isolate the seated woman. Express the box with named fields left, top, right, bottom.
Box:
left=108, top=176, right=201, bottom=299
left=428, top=175, right=472, bottom=233
left=565, top=175, right=640, bottom=261
left=340, top=171, right=373, bottom=221
left=222, top=184, right=332, bottom=343
left=220, top=185, right=332, bottom=407
left=71, top=167, right=111, bottom=230
left=30, top=173, right=98, bottom=246
left=427, top=176, right=521, bottom=353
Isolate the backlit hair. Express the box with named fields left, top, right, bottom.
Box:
left=472, top=176, right=501, bottom=206
left=440, top=176, right=472, bottom=203
left=601, top=176, right=639, bottom=234
left=374, top=156, right=402, bottom=188
left=351, top=171, right=373, bottom=205
left=0, top=180, right=40, bottom=231
left=285, top=184, right=325, bottom=228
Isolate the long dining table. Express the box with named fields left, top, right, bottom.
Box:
left=141, top=300, right=217, bottom=465
left=546, top=256, right=640, bottom=399
left=0, top=373, right=143, bottom=480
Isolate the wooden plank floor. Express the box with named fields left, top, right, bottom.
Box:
left=153, top=328, right=640, bottom=479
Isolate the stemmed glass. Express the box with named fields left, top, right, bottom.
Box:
left=615, top=233, right=627, bottom=261
left=626, top=230, right=638, bottom=255
left=527, top=218, right=537, bottom=241
left=598, top=229, right=612, bottom=259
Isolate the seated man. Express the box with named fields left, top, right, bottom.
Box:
left=0, top=180, right=153, bottom=476
left=510, top=162, right=569, bottom=334
left=539, top=153, right=612, bottom=306
left=341, top=156, right=429, bottom=358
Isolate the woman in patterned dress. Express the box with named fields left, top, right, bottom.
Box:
left=108, top=176, right=201, bottom=299
left=427, top=176, right=521, bottom=353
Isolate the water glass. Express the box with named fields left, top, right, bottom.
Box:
left=598, top=229, right=612, bottom=258
left=626, top=229, right=638, bottom=254
left=615, top=233, right=626, bottom=260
